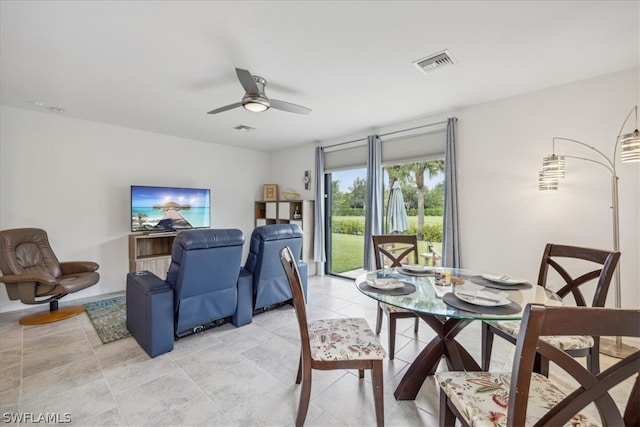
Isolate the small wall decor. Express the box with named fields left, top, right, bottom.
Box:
left=263, top=184, right=279, bottom=201
left=303, top=170, right=311, bottom=190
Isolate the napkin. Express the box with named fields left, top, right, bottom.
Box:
left=428, top=277, right=451, bottom=298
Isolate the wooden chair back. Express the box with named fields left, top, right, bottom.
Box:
left=508, top=304, right=639, bottom=427
left=372, top=234, right=419, bottom=269
left=537, top=243, right=620, bottom=307
left=280, top=246, right=310, bottom=354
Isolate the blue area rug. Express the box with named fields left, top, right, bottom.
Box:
left=84, top=296, right=131, bottom=344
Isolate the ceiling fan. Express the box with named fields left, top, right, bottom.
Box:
left=207, top=68, right=311, bottom=115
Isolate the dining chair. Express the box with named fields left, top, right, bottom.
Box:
left=481, top=243, right=620, bottom=375
left=280, top=247, right=386, bottom=427
left=371, top=234, right=420, bottom=360
left=437, top=304, right=639, bottom=427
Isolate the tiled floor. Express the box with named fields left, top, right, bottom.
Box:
left=0, top=275, right=635, bottom=426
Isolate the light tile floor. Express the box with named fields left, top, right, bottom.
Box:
left=0, top=275, right=635, bottom=426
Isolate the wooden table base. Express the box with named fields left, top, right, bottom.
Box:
left=394, top=314, right=482, bottom=400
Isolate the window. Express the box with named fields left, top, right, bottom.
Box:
left=323, top=126, right=446, bottom=277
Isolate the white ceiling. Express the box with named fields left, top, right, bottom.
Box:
left=1, top=1, right=638, bottom=153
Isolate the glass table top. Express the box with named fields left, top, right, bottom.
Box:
left=355, top=267, right=563, bottom=321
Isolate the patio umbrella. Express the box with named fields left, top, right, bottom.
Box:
left=386, top=179, right=409, bottom=234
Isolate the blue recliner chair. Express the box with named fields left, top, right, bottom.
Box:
left=126, top=228, right=252, bottom=357
left=242, top=224, right=308, bottom=312
left=167, top=228, right=252, bottom=335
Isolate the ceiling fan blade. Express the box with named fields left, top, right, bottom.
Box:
left=235, top=68, right=260, bottom=95
left=269, top=99, right=311, bottom=115
left=207, top=102, right=242, bottom=115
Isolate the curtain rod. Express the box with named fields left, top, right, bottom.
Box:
left=322, top=119, right=449, bottom=149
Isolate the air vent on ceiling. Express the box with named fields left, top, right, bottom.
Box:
left=413, top=50, right=456, bottom=74
left=233, top=124, right=255, bottom=132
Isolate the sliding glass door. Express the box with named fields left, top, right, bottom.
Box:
left=382, top=161, right=445, bottom=263
left=324, top=161, right=444, bottom=278
left=325, top=168, right=367, bottom=278
left=322, top=125, right=447, bottom=277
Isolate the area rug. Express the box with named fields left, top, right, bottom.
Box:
left=84, top=296, right=131, bottom=344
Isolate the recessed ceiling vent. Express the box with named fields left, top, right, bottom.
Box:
left=233, top=124, right=255, bottom=132
left=413, top=50, right=456, bottom=74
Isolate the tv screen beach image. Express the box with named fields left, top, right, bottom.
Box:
left=131, top=186, right=211, bottom=231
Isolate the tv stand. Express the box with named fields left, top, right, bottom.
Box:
left=129, top=232, right=177, bottom=277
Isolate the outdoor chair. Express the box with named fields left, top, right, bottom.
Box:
left=280, top=246, right=386, bottom=427
left=421, top=241, right=442, bottom=267
left=437, top=304, right=639, bottom=427
left=481, top=243, right=620, bottom=375
left=371, top=234, right=420, bottom=360
left=0, top=227, right=100, bottom=325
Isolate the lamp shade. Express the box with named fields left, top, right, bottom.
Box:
left=620, top=129, right=640, bottom=163
left=538, top=170, right=558, bottom=191
left=542, top=154, right=565, bottom=178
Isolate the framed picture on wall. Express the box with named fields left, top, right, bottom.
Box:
left=263, top=184, right=278, bottom=201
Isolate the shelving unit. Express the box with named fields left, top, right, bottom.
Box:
left=255, top=200, right=315, bottom=274
left=128, top=232, right=177, bottom=277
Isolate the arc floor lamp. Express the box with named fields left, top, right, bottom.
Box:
left=538, top=105, right=640, bottom=358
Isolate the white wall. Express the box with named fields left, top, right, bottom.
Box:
left=0, top=107, right=269, bottom=313
left=2, top=68, right=638, bottom=313
left=456, top=68, right=639, bottom=309
left=268, top=145, right=317, bottom=202
left=271, top=68, right=640, bottom=309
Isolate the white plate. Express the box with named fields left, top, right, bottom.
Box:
left=366, top=278, right=406, bottom=290
left=481, top=273, right=528, bottom=285
left=401, top=264, right=432, bottom=273
left=454, top=290, right=511, bottom=307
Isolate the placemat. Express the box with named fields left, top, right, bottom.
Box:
left=359, top=282, right=417, bottom=296
left=442, top=292, right=521, bottom=315
left=470, top=275, right=533, bottom=290
left=398, top=267, right=434, bottom=276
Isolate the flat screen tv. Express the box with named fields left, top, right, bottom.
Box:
left=131, top=185, right=211, bottom=232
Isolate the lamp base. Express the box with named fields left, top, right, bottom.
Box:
left=600, top=337, right=638, bottom=359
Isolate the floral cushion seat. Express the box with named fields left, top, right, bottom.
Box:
left=381, top=302, right=413, bottom=314
left=435, top=371, right=600, bottom=427
left=487, top=320, right=595, bottom=351
left=308, top=318, right=387, bottom=361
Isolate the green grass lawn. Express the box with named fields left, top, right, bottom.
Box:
left=329, top=215, right=443, bottom=273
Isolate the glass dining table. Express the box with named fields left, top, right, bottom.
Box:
left=355, top=266, right=563, bottom=400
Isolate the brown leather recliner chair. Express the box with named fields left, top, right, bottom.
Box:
left=0, top=228, right=100, bottom=325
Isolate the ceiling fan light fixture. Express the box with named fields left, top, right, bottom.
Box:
left=242, top=94, right=270, bottom=112
left=243, top=101, right=269, bottom=112
left=208, top=68, right=310, bottom=115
